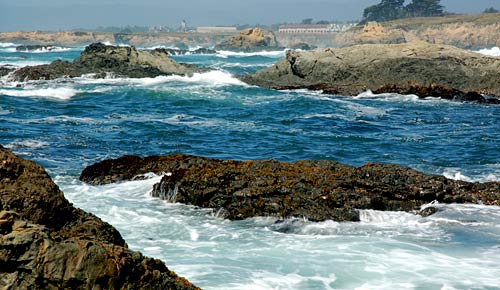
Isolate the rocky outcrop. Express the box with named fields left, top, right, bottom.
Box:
left=0, top=65, right=15, bottom=77
left=214, top=28, right=282, bottom=52
left=0, top=146, right=199, bottom=290
left=79, top=154, right=500, bottom=222
left=12, top=42, right=205, bottom=81
left=335, top=13, right=500, bottom=49
left=241, top=41, right=500, bottom=103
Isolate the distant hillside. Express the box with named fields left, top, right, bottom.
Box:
left=335, top=13, right=500, bottom=49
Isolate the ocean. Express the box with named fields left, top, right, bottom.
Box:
left=1, top=43, right=499, bottom=289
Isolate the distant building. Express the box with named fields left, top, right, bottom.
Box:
left=278, top=23, right=356, bottom=34
left=196, top=26, right=238, bottom=33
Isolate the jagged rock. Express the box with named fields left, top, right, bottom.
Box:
left=79, top=154, right=500, bottom=222
left=15, top=44, right=65, bottom=52
left=241, top=41, right=500, bottom=103
left=214, top=28, right=282, bottom=52
left=12, top=42, right=205, bottom=81
left=0, top=65, right=15, bottom=77
left=0, top=146, right=199, bottom=290
left=159, top=47, right=217, bottom=56
left=288, top=43, right=317, bottom=50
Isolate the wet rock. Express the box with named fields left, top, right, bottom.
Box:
left=0, top=146, right=199, bottom=289
left=15, top=44, right=64, bottom=52
left=12, top=42, right=205, bottom=81
left=215, top=27, right=283, bottom=52
left=159, top=47, right=217, bottom=56
left=80, top=155, right=500, bottom=222
left=241, top=41, right=500, bottom=103
left=0, top=65, right=15, bottom=77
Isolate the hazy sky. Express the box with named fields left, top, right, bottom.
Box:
left=0, top=0, right=499, bottom=31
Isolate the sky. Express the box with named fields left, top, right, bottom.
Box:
left=0, top=0, right=499, bottom=32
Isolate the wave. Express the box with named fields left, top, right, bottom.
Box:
left=476, top=47, right=500, bottom=57
left=74, top=70, right=248, bottom=87
left=0, top=87, right=79, bottom=100
left=216, top=50, right=285, bottom=58
left=5, top=139, right=50, bottom=150
left=18, top=46, right=74, bottom=53
left=0, top=60, right=51, bottom=68
left=0, top=42, right=18, bottom=48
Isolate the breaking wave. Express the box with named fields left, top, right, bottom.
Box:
left=476, top=47, right=500, bottom=57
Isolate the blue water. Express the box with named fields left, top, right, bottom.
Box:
left=1, top=43, right=500, bottom=289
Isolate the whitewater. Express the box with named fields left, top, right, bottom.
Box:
left=1, top=43, right=500, bottom=289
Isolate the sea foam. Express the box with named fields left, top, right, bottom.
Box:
left=476, top=47, right=500, bottom=57
left=0, top=87, right=78, bottom=100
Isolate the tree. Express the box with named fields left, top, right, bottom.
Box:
left=483, top=7, right=499, bottom=13
left=362, top=0, right=405, bottom=22
left=405, top=0, right=444, bottom=17
left=301, top=18, right=314, bottom=25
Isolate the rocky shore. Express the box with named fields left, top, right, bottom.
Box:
left=12, top=42, right=205, bottom=81
left=79, top=154, right=500, bottom=222
left=0, top=146, right=199, bottom=289
left=241, top=41, right=500, bottom=103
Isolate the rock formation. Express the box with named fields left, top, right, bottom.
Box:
left=15, top=44, right=65, bottom=52
left=241, top=41, right=500, bottom=103
left=0, top=145, right=199, bottom=290
left=80, top=154, right=500, bottom=222
left=12, top=42, right=205, bottom=81
left=159, top=47, right=216, bottom=56
left=214, top=28, right=282, bottom=52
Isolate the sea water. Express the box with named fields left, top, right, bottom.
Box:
left=1, top=43, right=499, bottom=289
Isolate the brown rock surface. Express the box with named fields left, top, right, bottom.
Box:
left=241, top=41, right=500, bottom=103
left=214, top=28, right=282, bottom=52
left=0, top=146, right=199, bottom=290
left=79, top=154, right=500, bottom=222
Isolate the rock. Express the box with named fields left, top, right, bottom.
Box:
left=0, top=65, right=15, bottom=77
left=12, top=42, right=205, bottom=81
left=15, top=44, right=65, bottom=52
left=241, top=41, right=500, bottom=103
left=79, top=154, right=500, bottom=222
left=214, top=28, right=283, bottom=52
left=288, top=42, right=317, bottom=50
left=159, top=47, right=217, bottom=56
left=0, top=146, right=199, bottom=290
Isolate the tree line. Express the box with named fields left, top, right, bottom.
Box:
left=362, top=0, right=445, bottom=23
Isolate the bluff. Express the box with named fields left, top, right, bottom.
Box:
left=214, top=28, right=282, bottom=52
left=12, top=42, right=204, bottom=81
left=0, top=146, right=199, bottom=290
left=241, top=41, right=500, bottom=103
left=80, top=154, right=500, bottom=222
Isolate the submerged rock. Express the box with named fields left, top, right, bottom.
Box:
left=241, top=41, right=500, bottom=103
left=80, top=154, right=500, bottom=222
left=12, top=42, right=205, bottom=81
left=214, top=27, right=283, bottom=52
left=0, top=146, right=199, bottom=289
left=0, top=65, right=15, bottom=77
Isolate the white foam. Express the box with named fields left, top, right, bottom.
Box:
left=5, top=139, right=50, bottom=150
left=476, top=47, right=500, bottom=57
left=0, top=42, right=18, bottom=48
left=354, top=90, right=420, bottom=102
left=22, top=46, right=73, bottom=53
left=216, top=50, right=285, bottom=58
left=0, top=87, right=78, bottom=100
left=0, top=60, right=51, bottom=68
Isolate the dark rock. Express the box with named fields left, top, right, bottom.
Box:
left=0, top=65, right=15, bottom=77
left=241, top=41, right=500, bottom=103
left=12, top=42, right=205, bottom=81
left=158, top=47, right=217, bottom=56
left=0, top=146, right=199, bottom=290
left=215, top=28, right=283, bottom=52
left=288, top=43, right=317, bottom=50
left=80, top=155, right=500, bottom=222
left=15, top=44, right=64, bottom=52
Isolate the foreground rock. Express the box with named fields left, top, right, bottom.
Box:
left=12, top=42, right=204, bottom=81
left=80, top=154, right=500, bottom=222
left=241, top=41, right=500, bottom=103
left=0, top=146, right=199, bottom=290
left=214, top=28, right=282, bottom=52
